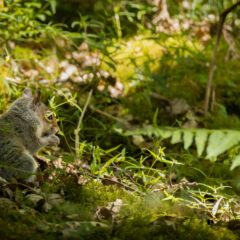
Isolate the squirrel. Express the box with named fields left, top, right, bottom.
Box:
left=0, top=88, right=60, bottom=182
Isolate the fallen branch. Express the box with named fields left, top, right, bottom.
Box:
left=204, top=1, right=240, bottom=115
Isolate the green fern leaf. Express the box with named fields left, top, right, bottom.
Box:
left=183, top=130, right=193, bottom=150
left=159, top=130, right=172, bottom=139
left=146, top=126, right=154, bottom=137
left=208, top=131, right=240, bottom=158
left=124, top=127, right=240, bottom=162
left=230, top=155, right=240, bottom=170
left=154, top=128, right=162, bottom=137
left=195, top=130, right=208, bottom=156
left=206, top=131, right=226, bottom=159
left=171, top=130, right=182, bottom=144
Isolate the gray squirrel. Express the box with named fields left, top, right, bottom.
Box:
left=0, top=88, right=60, bottom=182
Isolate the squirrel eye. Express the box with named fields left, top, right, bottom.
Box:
left=45, top=111, right=55, bottom=121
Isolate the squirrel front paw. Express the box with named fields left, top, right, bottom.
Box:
left=47, top=134, right=60, bottom=146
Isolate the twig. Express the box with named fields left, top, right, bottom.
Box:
left=34, top=59, right=55, bottom=78
left=149, top=92, right=170, bottom=103
left=111, top=163, right=140, bottom=186
left=204, top=1, right=240, bottom=115
left=90, top=105, right=131, bottom=128
left=152, top=181, right=198, bottom=192
left=82, top=170, right=145, bottom=195
left=75, top=89, right=93, bottom=157
left=100, top=177, right=145, bottom=195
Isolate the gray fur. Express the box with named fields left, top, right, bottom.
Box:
left=0, top=89, right=59, bottom=182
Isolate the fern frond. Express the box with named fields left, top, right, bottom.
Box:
left=231, top=155, right=240, bottom=170
left=124, top=126, right=240, bottom=160
left=183, top=131, right=194, bottom=150
left=206, top=131, right=225, bottom=159
left=207, top=131, right=240, bottom=159
left=195, top=130, right=208, bottom=156
left=171, top=130, right=182, bottom=144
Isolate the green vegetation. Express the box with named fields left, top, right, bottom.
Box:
left=1, top=0, right=240, bottom=239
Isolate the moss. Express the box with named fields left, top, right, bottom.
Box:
left=116, top=217, right=238, bottom=240
left=64, top=181, right=136, bottom=208
left=12, top=46, right=40, bottom=62
left=0, top=208, right=58, bottom=240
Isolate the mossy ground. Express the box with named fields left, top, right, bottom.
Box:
left=0, top=180, right=240, bottom=240
left=1, top=5, right=240, bottom=238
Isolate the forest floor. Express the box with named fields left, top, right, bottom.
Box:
left=1, top=6, right=240, bottom=239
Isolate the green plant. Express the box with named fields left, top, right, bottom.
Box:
left=0, top=0, right=62, bottom=42
left=124, top=126, right=240, bottom=164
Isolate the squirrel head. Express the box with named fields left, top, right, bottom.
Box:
left=23, top=88, right=60, bottom=137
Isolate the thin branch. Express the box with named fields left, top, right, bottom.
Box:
left=75, top=89, right=93, bottom=157
left=100, top=177, right=145, bottom=195
left=149, top=92, right=170, bottom=103
left=90, top=105, right=131, bottom=128
left=111, top=163, right=140, bottom=186
left=83, top=170, right=145, bottom=195
left=34, top=59, right=55, bottom=78
left=204, top=1, right=240, bottom=115
left=152, top=181, right=198, bottom=192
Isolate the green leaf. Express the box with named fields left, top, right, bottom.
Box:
left=123, top=126, right=240, bottom=161
left=210, top=131, right=240, bottom=158
left=230, top=155, right=240, bottom=170
left=146, top=125, right=154, bottom=137
left=24, top=2, right=42, bottom=8
left=37, top=14, right=46, bottom=22
left=62, top=155, right=75, bottom=163
left=195, top=130, right=208, bottom=156
left=101, top=153, right=121, bottom=172
left=183, top=130, right=193, bottom=150
left=153, top=128, right=163, bottom=138
left=104, top=61, right=116, bottom=71
left=206, top=131, right=225, bottom=159
left=0, top=75, right=13, bottom=95
left=171, top=130, right=182, bottom=144
left=159, top=130, right=172, bottom=139
left=49, top=0, right=57, bottom=14
left=71, top=21, right=80, bottom=28
left=104, top=144, right=122, bottom=154
left=153, top=108, right=159, bottom=128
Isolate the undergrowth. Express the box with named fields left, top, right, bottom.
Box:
left=1, top=0, right=240, bottom=239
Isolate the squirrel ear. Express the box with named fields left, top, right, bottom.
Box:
left=32, top=89, right=41, bottom=108
left=23, top=88, right=32, bottom=97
